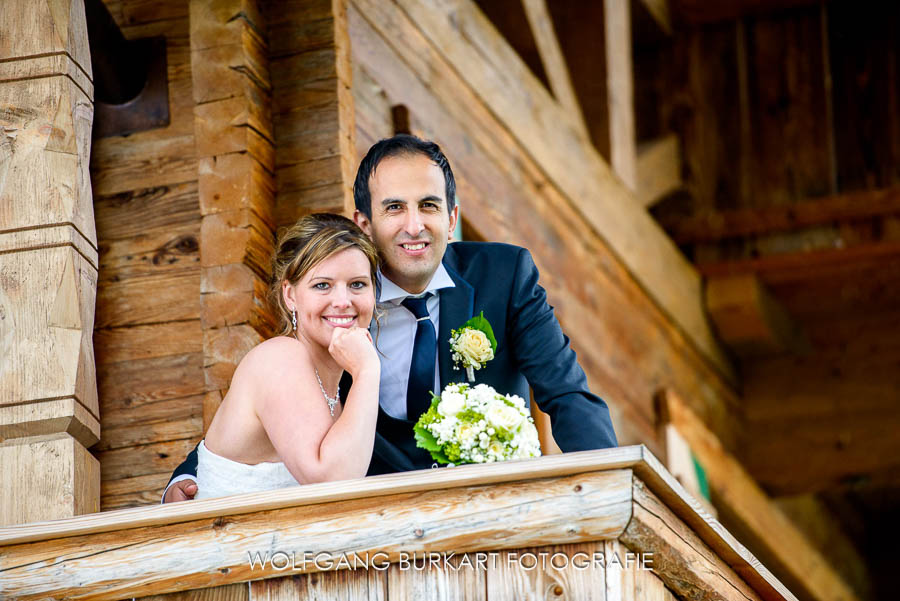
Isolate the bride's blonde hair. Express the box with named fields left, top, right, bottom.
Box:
left=269, top=213, right=379, bottom=336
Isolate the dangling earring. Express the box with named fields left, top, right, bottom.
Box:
left=291, top=309, right=297, bottom=331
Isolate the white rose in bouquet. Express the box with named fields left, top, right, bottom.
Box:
left=414, top=383, right=542, bottom=465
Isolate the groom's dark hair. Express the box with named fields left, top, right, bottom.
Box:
left=353, top=134, right=457, bottom=219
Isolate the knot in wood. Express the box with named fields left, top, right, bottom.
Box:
left=553, top=584, right=564, bottom=596
left=574, top=484, right=582, bottom=493
left=413, top=527, right=425, bottom=538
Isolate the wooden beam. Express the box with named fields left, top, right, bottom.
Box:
left=392, top=0, right=736, bottom=385
left=705, top=274, right=810, bottom=357
left=657, top=389, right=869, bottom=601
left=621, top=481, right=766, bottom=601
left=672, top=0, right=822, bottom=25
left=0, top=0, right=100, bottom=526
left=697, top=241, right=900, bottom=285
left=636, top=0, right=671, bottom=35
left=659, top=186, right=900, bottom=244
left=521, top=0, right=589, bottom=140
left=0, top=447, right=797, bottom=601
left=774, top=496, right=874, bottom=601
left=636, top=134, right=682, bottom=207
left=604, top=0, right=638, bottom=191
left=190, top=0, right=276, bottom=430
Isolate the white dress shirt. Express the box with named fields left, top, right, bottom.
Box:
left=373, top=265, right=455, bottom=419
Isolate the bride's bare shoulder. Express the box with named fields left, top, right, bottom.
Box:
left=235, top=336, right=307, bottom=378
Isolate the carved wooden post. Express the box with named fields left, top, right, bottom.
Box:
left=0, top=0, right=100, bottom=525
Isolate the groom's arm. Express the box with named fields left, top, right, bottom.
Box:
left=507, top=248, right=617, bottom=450
left=161, top=445, right=199, bottom=503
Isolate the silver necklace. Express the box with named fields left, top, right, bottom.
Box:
left=315, top=368, right=339, bottom=416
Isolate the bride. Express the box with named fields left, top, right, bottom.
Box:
left=195, top=213, right=381, bottom=499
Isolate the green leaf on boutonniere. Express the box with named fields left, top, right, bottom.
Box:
left=460, top=311, right=497, bottom=353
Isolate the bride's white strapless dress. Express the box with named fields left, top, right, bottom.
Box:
left=195, top=440, right=300, bottom=499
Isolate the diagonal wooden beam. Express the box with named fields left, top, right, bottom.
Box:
left=604, top=0, right=638, bottom=191
left=637, top=0, right=672, bottom=35
left=636, top=134, right=682, bottom=207
left=657, top=389, right=870, bottom=601
left=521, top=0, right=589, bottom=141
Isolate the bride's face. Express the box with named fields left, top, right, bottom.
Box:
left=283, top=248, right=375, bottom=348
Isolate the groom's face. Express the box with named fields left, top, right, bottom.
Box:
left=355, top=153, right=458, bottom=295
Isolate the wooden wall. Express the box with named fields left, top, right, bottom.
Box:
left=91, top=0, right=203, bottom=510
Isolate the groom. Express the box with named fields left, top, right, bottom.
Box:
left=163, top=135, right=616, bottom=501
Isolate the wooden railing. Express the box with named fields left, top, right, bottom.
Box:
left=0, top=446, right=795, bottom=601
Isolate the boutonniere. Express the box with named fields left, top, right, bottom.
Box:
left=449, top=312, right=497, bottom=382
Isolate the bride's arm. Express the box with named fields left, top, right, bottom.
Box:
left=250, top=331, right=380, bottom=484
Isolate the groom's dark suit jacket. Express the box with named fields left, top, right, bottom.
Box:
left=167, top=242, right=617, bottom=484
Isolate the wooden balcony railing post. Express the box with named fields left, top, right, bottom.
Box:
left=0, top=0, right=100, bottom=525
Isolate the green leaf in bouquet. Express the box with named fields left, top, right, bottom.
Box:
left=414, top=424, right=451, bottom=464
left=461, top=311, right=497, bottom=353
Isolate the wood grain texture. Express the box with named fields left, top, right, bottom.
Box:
left=0, top=469, right=632, bottom=600
left=658, top=389, right=865, bottom=601
left=0, top=235, right=98, bottom=419
left=521, top=0, right=589, bottom=141
left=0, top=433, right=99, bottom=526
left=604, top=0, right=637, bottom=191
left=636, top=135, right=681, bottom=208
left=0, top=447, right=794, bottom=601
left=141, top=582, right=249, bottom=601
left=704, top=274, right=809, bottom=357
left=621, top=479, right=768, bottom=601
left=486, top=543, right=604, bottom=601
left=268, top=0, right=356, bottom=223
left=251, top=571, right=386, bottom=600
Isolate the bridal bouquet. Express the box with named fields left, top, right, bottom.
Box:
left=414, top=383, right=542, bottom=465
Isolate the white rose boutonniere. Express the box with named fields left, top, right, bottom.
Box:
left=450, top=312, right=497, bottom=382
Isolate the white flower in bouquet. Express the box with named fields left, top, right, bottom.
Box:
left=414, top=383, right=542, bottom=465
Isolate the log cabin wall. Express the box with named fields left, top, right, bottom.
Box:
left=91, top=0, right=204, bottom=510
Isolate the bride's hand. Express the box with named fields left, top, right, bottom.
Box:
left=328, top=326, right=379, bottom=378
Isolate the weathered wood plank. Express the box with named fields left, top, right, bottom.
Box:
left=0, top=470, right=633, bottom=600
left=521, top=0, right=588, bottom=140
left=621, top=478, right=768, bottom=601
left=96, top=410, right=201, bottom=452
left=97, top=270, right=200, bottom=329
left=98, top=437, right=201, bottom=482
left=659, top=186, right=900, bottom=243
left=704, top=274, right=809, bottom=357
left=636, top=134, right=681, bottom=208
left=94, top=182, right=200, bottom=241
left=141, top=583, right=249, bottom=601
left=486, top=543, right=604, bottom=601
left=604, top=0, right=637, bottom=191
left=658, top=389, right=864, bottom=601
left=94, top=321, right=203, bottom=364
left=384, top=551, right=484, bottom=601
left=0, top=433, right=99, bottom=527
left=249, top=566, right=386, bottom=600
left=97, top=353, right=204, bottom=410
